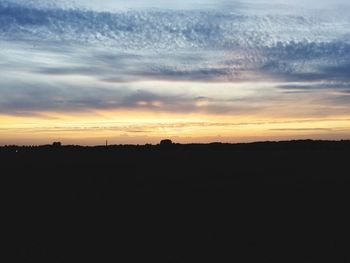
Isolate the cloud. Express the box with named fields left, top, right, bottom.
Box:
left=1, top=0, right=350, bottom=118
left=0, top=80, right=210, bottom=114
left=0, top=2, right=239, bottom=49
left=9, top=39, right=350, bottom=85
left=277, top=81, right=350, bottom=93
left=2, top=0, right=349, bottom=49
left=269, top=128, right=334, bottom=132
left=261, top=41, right=350, bottom=83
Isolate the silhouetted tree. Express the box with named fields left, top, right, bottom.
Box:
left=160, top=139, right=173, bottom=146
left=52, top=142, right=62, bottom=147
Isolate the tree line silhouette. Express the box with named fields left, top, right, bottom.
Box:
left=3, top=140, right=350, bottom=262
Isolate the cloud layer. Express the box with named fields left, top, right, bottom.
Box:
left=1, top=0, right=350, bottom=119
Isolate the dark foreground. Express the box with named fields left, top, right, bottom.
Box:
left=3, top=140, right=350, bottom=262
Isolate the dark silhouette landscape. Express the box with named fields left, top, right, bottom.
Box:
left=3, top=140, right=350, bottom=262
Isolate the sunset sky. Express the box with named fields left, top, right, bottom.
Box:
left=1, top=0, right=350, bottom=145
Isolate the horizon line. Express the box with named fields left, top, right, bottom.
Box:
left=1, top=139, right=350, bottom=148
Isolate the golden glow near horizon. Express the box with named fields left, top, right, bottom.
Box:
left=1, top=80, right=350, bottom=145
left=1, top=78, right=350, bottom=145
left=1, top=107, right=350, bottom=145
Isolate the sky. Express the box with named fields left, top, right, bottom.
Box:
left=1, top=0, right=350, bottom=145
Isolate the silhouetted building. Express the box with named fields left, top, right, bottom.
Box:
left=52, top=142, right=62, bottom=147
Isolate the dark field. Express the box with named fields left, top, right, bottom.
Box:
left=3, top=140, right=350, bottom=262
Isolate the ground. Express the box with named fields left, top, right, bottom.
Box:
left=3, top=141, right=350, bottom=262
